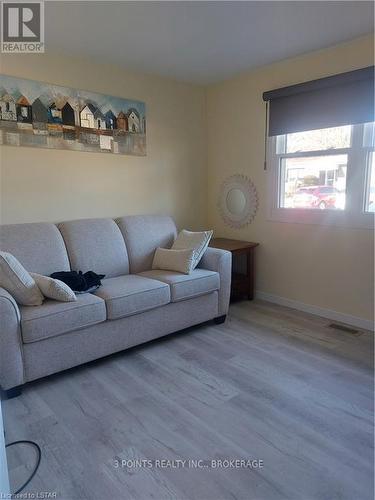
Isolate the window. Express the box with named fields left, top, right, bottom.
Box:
left=277, top=125, right=350, bottom=211
left=285, top=126, right=351, bottom=153
left=268, top=123, right=374, bottom=228
left=263, top=67, right=374, bottom=227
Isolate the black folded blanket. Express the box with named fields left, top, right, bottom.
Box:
left=50, top=271, right=105, bottom=293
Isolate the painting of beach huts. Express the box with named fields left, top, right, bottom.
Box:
left=0, top=74, right=146, bottom=156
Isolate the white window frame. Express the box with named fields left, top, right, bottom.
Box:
left=364, top=151, right=374, bottom=212
left=267, top=123, right=375, bottom=229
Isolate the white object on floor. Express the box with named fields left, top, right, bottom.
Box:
left=0, top=402, right=10, bottom=496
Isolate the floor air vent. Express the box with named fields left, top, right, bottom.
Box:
left=328, top=323, right=361, bottom=335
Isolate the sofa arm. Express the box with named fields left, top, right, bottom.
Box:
left=0, top=287, right=24, bottom=390
left=198, top=247, right=232, bottom=316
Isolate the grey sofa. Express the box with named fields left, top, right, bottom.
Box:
left=0, top=215, right=231, bottom=397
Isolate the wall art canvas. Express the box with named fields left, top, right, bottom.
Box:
left=0, top=74, right=146, bottom=156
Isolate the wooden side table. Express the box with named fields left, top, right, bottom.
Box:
left=209, top=238, right=259, bottom=300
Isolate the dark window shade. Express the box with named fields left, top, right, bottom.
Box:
left=263, top=67, right=374, bottom=136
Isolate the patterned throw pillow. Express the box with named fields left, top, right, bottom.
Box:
left=171, top=229, right=213, bottom=269
left=31, top=273, right=77, bottom=302
left=0, top=252, right=44, bottom=306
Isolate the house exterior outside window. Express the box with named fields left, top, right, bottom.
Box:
left=267, top=122, right=375, bottom=228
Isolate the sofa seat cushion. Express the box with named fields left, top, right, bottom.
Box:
left=94, top=275, right=170, bottom=320
left=139, top=269, right=220, bottom=303
left=20, top=294, right=106, bottom=343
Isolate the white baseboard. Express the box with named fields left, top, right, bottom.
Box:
left=255, top=290, right=374, bottom=332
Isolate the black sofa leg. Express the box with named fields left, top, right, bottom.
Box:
left=214, top=315, right=227, bottom=325
left=3, top=386, right=22, bottom=399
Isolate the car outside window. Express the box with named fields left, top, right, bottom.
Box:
left=268, top=123, right=374, bottom=228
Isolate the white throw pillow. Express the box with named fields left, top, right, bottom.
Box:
left=0, top=251, right=44, bottom=306
left=152, top=248, right=195, bottom=274
left=171, top=229, right=213, bottom=269
left=31, top=273, right=77, bottom=302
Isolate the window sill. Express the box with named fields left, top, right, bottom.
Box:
left=268, top=207, right=374, bottom=229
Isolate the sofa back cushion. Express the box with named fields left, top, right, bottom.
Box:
left=58, top=218, right=129, bottom=278
left=0, top=222, right=70, bottom=275
left=116, top=215, right=177, bottom=273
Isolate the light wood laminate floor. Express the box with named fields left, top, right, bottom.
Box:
left=3, top=300, right=374, bottom=500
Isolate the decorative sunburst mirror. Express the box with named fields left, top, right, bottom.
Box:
left=218, top=174, right=259, bottom=228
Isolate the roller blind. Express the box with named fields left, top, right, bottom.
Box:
left=262, top=66, right=374, bottom=137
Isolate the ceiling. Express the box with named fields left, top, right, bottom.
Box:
left=45, top=1, right=374, bottom=85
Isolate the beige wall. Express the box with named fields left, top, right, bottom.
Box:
left=207, top=34, right=374, bottom=322
left=0, top=53, right=207, bottom=230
